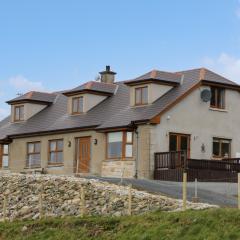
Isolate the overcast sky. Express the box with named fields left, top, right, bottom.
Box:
left=0, top=0, right=240, bottom=119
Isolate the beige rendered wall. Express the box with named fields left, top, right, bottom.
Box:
left=150, top=83, right=172, bottom=103
left=11, top=103, right=46, bottom=122
left=67, top=93, right=107, bottom=114
left=129, top=83, right=173, bottom=106
left=9, top=130, right=105, bottom=176
left=150, top=86, right=240, bottom=173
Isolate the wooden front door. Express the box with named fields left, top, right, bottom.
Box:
left=169, top=133, right=190, bottom=167
left=76, top=137, right=91, bottom=173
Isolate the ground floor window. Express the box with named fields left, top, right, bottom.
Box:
left=27, top=142, right=41, bottom=168
left=0, top=144, right=9, bottom=168
left=107, top=131, right=133, bottom=159
left=213, top=138, right=231, bottom=158
left=49, top=139, right=64, bottom=165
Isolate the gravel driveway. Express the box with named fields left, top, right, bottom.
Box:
left=86, top=176, right=238, bottom=207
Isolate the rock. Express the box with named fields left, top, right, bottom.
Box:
left=113, top=211, right=122, bottom=217
left=19, top=206, right=31, bottom=216
left=32, top=213, right=40, bottom=220
left=21, top=226, right=28, bottom=232
left=0, top=173, right=217, bottom=220
left=71, top=198, right=80, bottom=204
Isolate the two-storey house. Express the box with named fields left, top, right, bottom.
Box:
left=0, top=66, right=239, bottom=179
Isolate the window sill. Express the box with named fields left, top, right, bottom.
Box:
left=209, top=107, right=228, bottom=113
left=24, top=166, right=42, bottom=169
left=70, top=112, right=86, bottom=116
left=12, top=120, right=25, bottom=124
left=104, top=158, right=135, bottom=161
left=47, top=164, right=64, bottom=168
left=132, top=104, right=149, bottom=108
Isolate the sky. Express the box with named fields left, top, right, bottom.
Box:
left=0, top=0, right=240, bottom=119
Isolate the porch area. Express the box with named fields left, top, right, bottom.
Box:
left=154, top=151, right=240, bottom=182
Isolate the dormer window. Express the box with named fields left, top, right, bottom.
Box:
left=135, top=86, right=148, bottom=105
left=210, top=87, right=225, bottom=109
left=14, top=105, right=24, bottom=122
left=72, top=96, right=83, bottom=114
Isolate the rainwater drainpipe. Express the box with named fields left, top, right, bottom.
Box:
left=134, top=127, right=139, bottom=179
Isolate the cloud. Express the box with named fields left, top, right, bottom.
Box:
left=236, top=8, right=240, bottom=18
left=0, top=108, right=9, bottom=120
left=202, top=53, right=240, bottom=83
left=236, top=0, right=240, bottom=18
left=9, top=75, right=45, bottom=93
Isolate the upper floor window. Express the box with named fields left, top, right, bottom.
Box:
left=14, top=105, right=24, bottom=121
left=49, top=139, right=64, bottom=165
left=107, top=131, right=133, bottom=159
left=72, top=97, right=83, bottom=114
left=135, top=87, right=148, bottom=105
left=27, top=142, right=41, bottom=168
left=213, top=138, right=231, bottom=158
left=210, top=87, right=225, bottom=109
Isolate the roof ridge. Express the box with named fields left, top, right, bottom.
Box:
left=24, top=90, right=57, bottom=96
left=199, top=68, right=206, bottom=80
left=150, top=70, right=157, bottom=78
left=26, top=91, right=34, bottom=99
left=151, top=69, right=181, bottom=76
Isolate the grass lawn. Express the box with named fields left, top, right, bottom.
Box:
left=0, top=208, right=240, bottom=240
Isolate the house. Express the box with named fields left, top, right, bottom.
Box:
left=0, top=66, right=240, bottom=179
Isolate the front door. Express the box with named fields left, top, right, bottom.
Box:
left=76, top=137, right=91, bottom=173
left=169, top=133, right=190, bottom=167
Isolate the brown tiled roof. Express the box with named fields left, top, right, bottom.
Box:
left=63, top=81, right=117, bottom=96
left=0, top=68, right=239, bottom=140
left=7, top=91, right=57, bottom=105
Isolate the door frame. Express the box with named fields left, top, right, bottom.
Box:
left=169, top=132, right=191, bottom=158
left=75, top=136, right=91, bottom=174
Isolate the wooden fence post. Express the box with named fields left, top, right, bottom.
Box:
left=80, top=185, right=86, bottom=217
left=128, top=184, right=132, bottom=216
left=182, top=172, right=187, bottom=211
left=3, top=195, right=7, bottom=221
left=39, top=184, right=44, bottom=219
left=238, top=173, right=240, bottom=210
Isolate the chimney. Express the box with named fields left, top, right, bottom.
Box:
left=99, top=65, right=116, bottom=84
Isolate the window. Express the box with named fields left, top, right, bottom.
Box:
left=213, top=138, right=231, bottom=158
left=49, top=139, right=64, bottom=165
left=107, top=131, right=133, bottom=158
left=72, top=97, right=83, bottom=114
left=14, top=105, right=24, bottom=121
left=169, top=133, right=190, bottom=158
left=1, top=145, right=9, bottom=168
left=27, top=142, right=41, bottom=168
left=210, top=87, right=225, bottom=109
left=125, top=132, right=133, bottom=157
left=135, top=87, right=148, bottom=105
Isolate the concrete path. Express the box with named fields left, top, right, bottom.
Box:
left=86, top=176, right=238, bottom=207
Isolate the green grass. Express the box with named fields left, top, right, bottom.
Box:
left=1, top=209, right=240, bottom=240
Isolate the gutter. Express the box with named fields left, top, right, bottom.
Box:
left=4, top=125, right=99, bottom=140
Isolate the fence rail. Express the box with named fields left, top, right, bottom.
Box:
left=154, top=151, right=240, bottom=182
